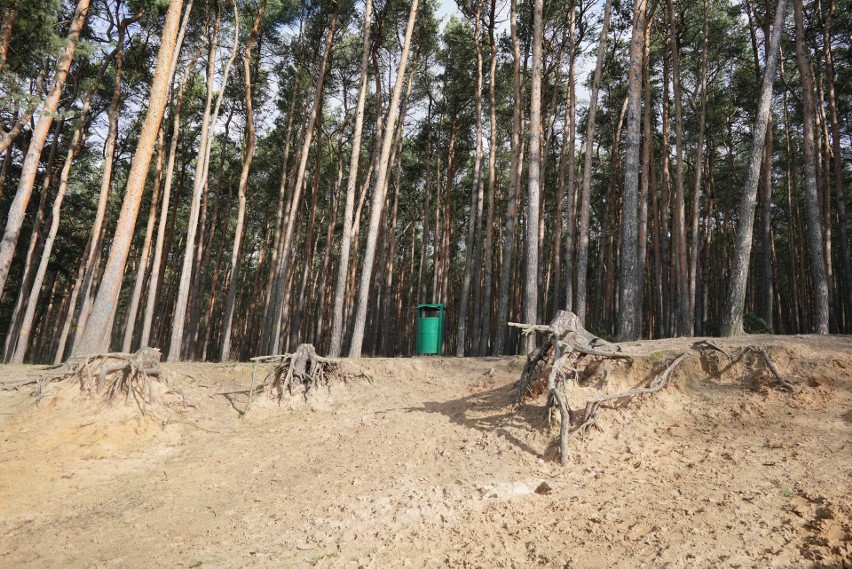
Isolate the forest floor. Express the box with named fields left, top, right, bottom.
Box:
left=0, top=335, right=850, bottom=568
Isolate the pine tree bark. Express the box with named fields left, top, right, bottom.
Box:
left=688, top=0, right=709, bottom=336
left=73, top=0, right=186, bottom=355
left=666, top=0, right=690, bottom=337
left=170, top=1, right=238, bottom=360
left=9, top=54, right=111, bottom=363
left=821, top=0, right=851, bottom=331
left=266, top=3, right=340, bottom=355
left=523, top=0, right=543, bottom=352
left=477, top=0, right=498, bottom=355
left=793, top=0, right=830, bottom=333
left=139, top=23, right=198, bottom=349
left=494, top=0, right=524, bottom=355
left=575, top=0, right=612, bottom=326
left=720, top=0, right=788, bottom=336
left=348, top=0, right=419, bottom=358
left=220, top=0, right=266, bottom=361
left=329, top=0, right=373, bottom=357
left=616, top=0, right=647, bottom=341
left=457, top=0, right=484, bottom=357
left=0, top=0, right=90, bottom=300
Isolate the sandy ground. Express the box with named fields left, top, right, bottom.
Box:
left=0, top=335, right=850, bottom=568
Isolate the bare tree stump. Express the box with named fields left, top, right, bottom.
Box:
left=246, top=344, right=342, bottom=414
left=511, top=311, right=688, bottom=465
left=35, top=346, right=164, bottom=410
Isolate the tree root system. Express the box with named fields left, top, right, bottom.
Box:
left=32, top=346, right=164, bottom=410
left=245, top=344, right=344, bottom=414
left=512, top=311, right=793, bottom=465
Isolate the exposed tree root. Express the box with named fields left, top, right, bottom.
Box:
left=692, top=340, right=794, bottom=391
left=572, top=352, right=689, bottom=443
left=33, top=347, right=164, bottom=411
left=747, top=346, right=794, bottom=391
left=513, top=314, right=800, bottom=465
left=513, top=311, right=695, bottom=464
left=246, top=344, right=343, bottom=414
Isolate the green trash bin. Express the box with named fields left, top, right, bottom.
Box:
left=415, top=303, right=445, bottom=355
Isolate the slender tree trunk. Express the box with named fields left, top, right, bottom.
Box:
left=348, top=0, right=419, bottom=358
left=478, top=0, right=498, bottom=355
left=637, top=8, right=654, bottom=337
left=329, top=0, right=372, bottom=357
left=267, top=3, right=340, bottom=355
left=523, top=0, right=543, bottom=352
left=3, top=114, right=65, bottom=361
left=494, top=0, right=525, bottom=355
left=73, top=0, right=186, bottom=355
left=0, top=0, right=90, bottom=300
left=220, top=0, right=266, bottom=361
left=140, top=35, right=198, bottom=349
left=720, top=0, right=788, bottom=336
left=576, top=0, right=612, bottom=326
left=72, top=11, right=148, bottom=348
left=688, top=0, right=709, bottom=335
left=170, top=1, right=238, bottom=360
left=793, top=0, right=829, bottom=333
left=822, top=0, right=851, bottom=331
left=9, top=56, right=110, bottom=363
left=121, top=128, right=165, bottom=353
left=666, top=0, right=689, bottom=337
left=457, top=0, right=484, bottom=357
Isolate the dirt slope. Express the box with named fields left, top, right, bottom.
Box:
left=0, top=335, right=850, bottom=568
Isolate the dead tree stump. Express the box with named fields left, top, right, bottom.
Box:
left=511, top=311, right=687, bottom=465
left=34, top=346, right=165, bottom=410
left=246, top=344, right=342, bottom=413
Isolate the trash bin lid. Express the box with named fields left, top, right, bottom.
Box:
left=416, top=303, right=445, bottom=309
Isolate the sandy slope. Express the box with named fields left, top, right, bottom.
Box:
left=0, top=335, right=850, bottom=568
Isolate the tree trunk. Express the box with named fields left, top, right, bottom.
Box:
left=575, top=0, right=612, bottom=326
left=221, top=0, right=266, bottom=361
left=478, top=0, right=499, bottom=355
left=0, top=0, right=90, bottom=300
left=169, top=0, right=238, bottom=360
left=793, top=0, right=830, bottom=333
left=720, top=0, right=788, bottom=336
left=9, top=54, right=111, bottom=363
left=329, top=0, right=372, bottom=357
left=688, top=0, right=709, bottom=335
left=139, top=20, right=198, bottom=349
left=457, top=0, right=484, bottom=357
left=822, top=0, right=851, bottom=331
left=348, top=0, right=419, bottom=358
left=666, top=0, right=689, bottom=337
left=616, top=0, right=647, bottom=341
left=494, top=0, right=525, bottom=355
left=121, top=128, right=164, bottom=353
left=265, top=4, right=340, bottom=355
left=73, top=0, right=186, bottom=355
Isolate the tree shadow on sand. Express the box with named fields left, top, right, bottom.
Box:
left=409, top=380, right=553, bottom=461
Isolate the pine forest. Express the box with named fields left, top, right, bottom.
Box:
left=0, top=0, right=850, bottom=364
